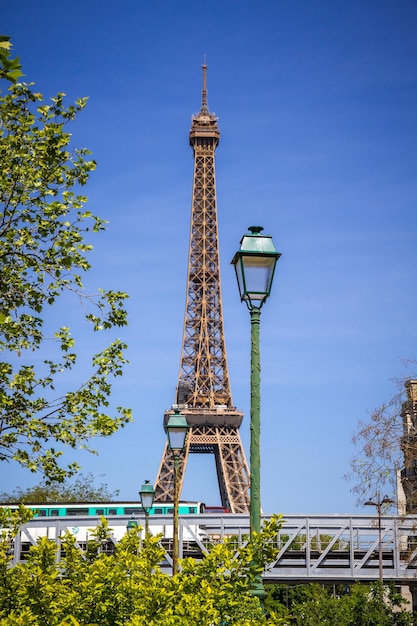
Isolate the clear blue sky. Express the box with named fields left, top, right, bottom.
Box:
left=2, top=0, right=417, bottom=514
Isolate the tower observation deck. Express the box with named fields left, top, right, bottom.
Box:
left=154, top=64, right=250, bottom=513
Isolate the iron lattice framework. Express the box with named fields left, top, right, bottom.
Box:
left=154, top=65, right=250, bottom=513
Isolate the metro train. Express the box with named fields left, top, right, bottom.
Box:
left=0, top=501, right=206, bottom=518
left=0, top=501, right=211, bottom=548
left=0, top=501, right=233, bottom=551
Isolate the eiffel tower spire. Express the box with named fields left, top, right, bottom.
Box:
left=154, top=64, right=250, bottom=512
left=201, top=57, right=209, bottom=114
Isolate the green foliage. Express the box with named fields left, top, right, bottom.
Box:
left=0, top=37, right=22, bottom=83
left=290, top=583, right=352, bottom=626
left=0, top=61, right=131, bottom=481
left=0, top=503, right=34, bottom=540
left=0, top=473, right=119, bottom=503
left=0, top=510, right=287, bottom=625
left=0, top=507, right=413, bottom=625
left=265, top=582, right=414, bottom=626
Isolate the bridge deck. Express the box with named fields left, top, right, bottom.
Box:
left=9, top=513, right=417, bottom=583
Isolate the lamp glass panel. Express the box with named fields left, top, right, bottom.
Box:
left=167, top=427, right=188, bottom=451
left=234, top=259, right=245, bottom=299
left=240, top=255, right=276, bottom=300
left=140, top=491, right=154, bottom=510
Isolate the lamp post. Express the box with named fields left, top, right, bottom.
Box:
left=364, top=494, right=394, bottom=582
left=139, top=479, right=155, bottom=537
left=166, top=407, right=189, bottom=575
left=231, top=225, right=281, bottom=600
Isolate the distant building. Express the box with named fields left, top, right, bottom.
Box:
left=400, top=380, right=417, bottom=513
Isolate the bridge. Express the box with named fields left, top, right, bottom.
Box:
left=10, top=513, right=417, bottom=586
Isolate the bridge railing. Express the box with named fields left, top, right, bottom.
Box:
left=7, top=513, right=417, bottom=582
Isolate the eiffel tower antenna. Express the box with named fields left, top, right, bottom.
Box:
left=201, top=56, right=208, bottom=113
left=154, top=64, right=250, bottom=512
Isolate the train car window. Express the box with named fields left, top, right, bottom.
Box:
left=108, top=508, right=117, bottom=515
left=95, top=509, right=104, bottom=515
left=37, top=509, right=47, bottom=516
left=153, top=508, right=163, bottom=514
left=50, top=509, right=59, bottom=516
left=123, top=507, right=142, bottom=515
left=166, top=508, right=173, bottom=513
left=189, top=507, right=196, bottom=514
left=68, top=508, right=88, bottom=516
left=205, top=506, right=229, bottom=513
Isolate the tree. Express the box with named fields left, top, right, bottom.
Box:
left=0, top=53, right=131, bottom=482
left=346, top=362, right=417, bottom=505
left=0, top=473, right=119, bottom=503
left=0, top=509, right=288, bottom=625
left=0, top=36, right=22, bottom=83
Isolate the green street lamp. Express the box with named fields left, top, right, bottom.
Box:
left=166, top=407, right=189, bottom=575
left=364, top=494, right=394, bottom=582
left=231, top=225, right=281, bottom=600
left=232, top=225, right=280, bottom=310
left=139, top=479, right=155, bottom=537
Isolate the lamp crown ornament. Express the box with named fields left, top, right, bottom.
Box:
left=248, top=225, right=264, bottom=234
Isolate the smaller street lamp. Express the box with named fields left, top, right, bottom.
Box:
left=364, top=494, right=394, bottom=582
left=139, top=479, right=155, bottom=537
left=166, top=407, right=189, bottom=575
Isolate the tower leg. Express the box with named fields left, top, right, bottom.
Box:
left=154, top=441, right=189, bottom=503
left=154, top=422, right=250, bottom=513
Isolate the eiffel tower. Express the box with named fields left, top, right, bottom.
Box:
left=154, top=64, right=250, bottom=513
